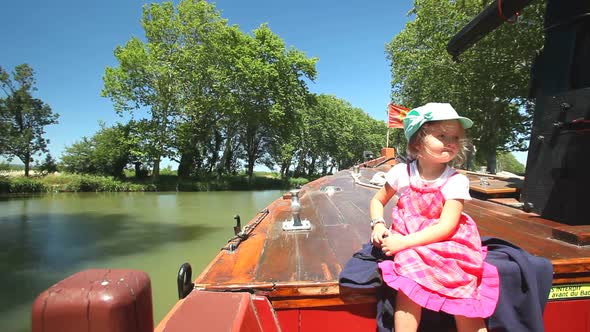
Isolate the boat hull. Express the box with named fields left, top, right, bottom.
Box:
left=156, top=290, right=590, bottom=332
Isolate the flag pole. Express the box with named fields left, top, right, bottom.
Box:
left=386, top=128, right=390, bottom=148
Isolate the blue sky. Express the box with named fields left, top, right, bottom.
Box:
left=1, top=0, right=527, bottom=166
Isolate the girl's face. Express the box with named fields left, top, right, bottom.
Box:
left=418, top=120, right=464, bottom=164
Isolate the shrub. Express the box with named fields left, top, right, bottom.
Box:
left=37, top=154, right=59, bottom=174
left=0, top=162, right=10, bottom=171
left=0, top=176, right=46, bottom=193
left=50, top=174, right=155, bottom=192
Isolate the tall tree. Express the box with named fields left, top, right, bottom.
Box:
left=102, top=2, right=185, bottom=181
left=386, top=0, right=544, bottom=172
left=233, top=24, right=317, bottom=179
left=167, top=0, right=236, bottom=178
left=103, top=0, right=238, bottom=181
left=0, top=64, right=59, bottom=176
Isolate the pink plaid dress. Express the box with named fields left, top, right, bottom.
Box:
left=377, top=166, right=499, bottom=318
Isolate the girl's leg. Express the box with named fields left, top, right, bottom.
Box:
left=394, top=291, right=421, bottom=332
left=454, top=315, right=487, bottom=332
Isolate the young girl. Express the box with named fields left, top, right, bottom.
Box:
left=370, top=103, right=499, bottom=332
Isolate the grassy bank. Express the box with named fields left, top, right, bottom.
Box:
left=0, top=172, right=310, bottom=194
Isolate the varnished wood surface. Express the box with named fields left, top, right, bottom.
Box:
left=464, top=172, right=522, bottom=197
left=194, top=167, right=590, bottom=307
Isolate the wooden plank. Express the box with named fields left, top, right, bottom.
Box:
left=323, top=224, right=365, bottom=271
left=552, top=226, right=590, bottom=246
left=292, top=206, right=340, bottom=282
left=469, top=180, right=519, bottom=195
left=465, top=171, right=522, bottom=197
left=306, top=192, right=365, bottom=269
left=255, top=209, right=300, bottom=283
left=308, top=190, right=348, bottom=226
left=194, top=199, right=291, bottom=286
left=470, top=200, right=589, bottom=246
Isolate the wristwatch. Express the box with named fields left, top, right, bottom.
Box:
left=370, top=218, right=386, bottom=229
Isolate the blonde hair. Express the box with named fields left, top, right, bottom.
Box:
left=406, top=121, right=470, bottom=167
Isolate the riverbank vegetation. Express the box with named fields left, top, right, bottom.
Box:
left=0, top=169, right=309, bottom=194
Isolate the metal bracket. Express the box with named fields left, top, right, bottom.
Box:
left=282, top=189, right=311, bottom=231
left=282, top=218, right=312, bottom=231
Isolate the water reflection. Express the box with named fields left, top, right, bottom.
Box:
left=0, top=190, right=281, bottom=332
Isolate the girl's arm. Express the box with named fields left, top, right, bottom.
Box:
left=381, top=199, right=464, bottom=255
left=370, top=182, right=396, bottom=246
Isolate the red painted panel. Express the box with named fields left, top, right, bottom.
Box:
left=300, top=303, right=376, bottom=332
left=275, top=300, right=590, bottom=332
left=276, top=309, right=300, bottom=332
left=159, top=291, right=252, bottom=332
left=238, top=297, right=264, bottom=332
left=544, top=300, right=590, bottom=332
left=251, top=296, right=281, bottom=332
left=276, top=304, right=376, bottom=332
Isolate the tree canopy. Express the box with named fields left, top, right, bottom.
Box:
left=386, top=0, right=545, bottom=172
left=0, top=64, right=59, bottom=176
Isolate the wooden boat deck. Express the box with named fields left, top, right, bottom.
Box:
left=463, top=171, right=523, bottom=198
left=194, top=166, right=590, bottom=308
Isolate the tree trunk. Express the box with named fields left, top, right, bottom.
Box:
left=208, top=131, right=223, bottom=174
left=220, top=146, right=233, bottom=175
left=280, top=159, right=291, bottom=178
left=247, top=156, right=255, bottom=180
left=307, top=156, right=316, bottom=177
left=294, top=149, right=306, bottom=177
left=23, top=153, right=30, bottom=177
left=244, top=129, right=260, bottom=180
left=152, top=154, right=161, bottom=182
left=177, top=152, right=194, bottom=179
left=322, top=164, right=328, bottom=176
left=134, top=162, right=143, bottom=177
left=486, top=151, right=497, bottom=174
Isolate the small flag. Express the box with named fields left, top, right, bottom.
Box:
left=388, top=103, right=409, bottom=128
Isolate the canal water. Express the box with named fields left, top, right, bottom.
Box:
left=0, top=190, right=282, bottom=332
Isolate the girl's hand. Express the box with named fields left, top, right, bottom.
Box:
left=371, top=223, right=390, bottom=248
left=381, top=233, right=407, bottom=256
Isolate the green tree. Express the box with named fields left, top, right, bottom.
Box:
left=0, top=64, right=59, bottom=176
left=103, top=0, right=320, bottom=179
left=165, top=0, right=237, bottom=178
left=232, top=25, right=317, bottom=179
left=386, top=0, right=544, bottom=172
left=103, top=0, right=245, bottom=181
left=497, top=152, right=525, bottom=174
left=60, top=123, right=137, bottom=177
left=102, top=2, right=185, bottom=181
left=37, top=153, right=59, bottom=174
left=60, top=137, right=96, bottom=174
left=289, top=94, right=387, bottom=176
